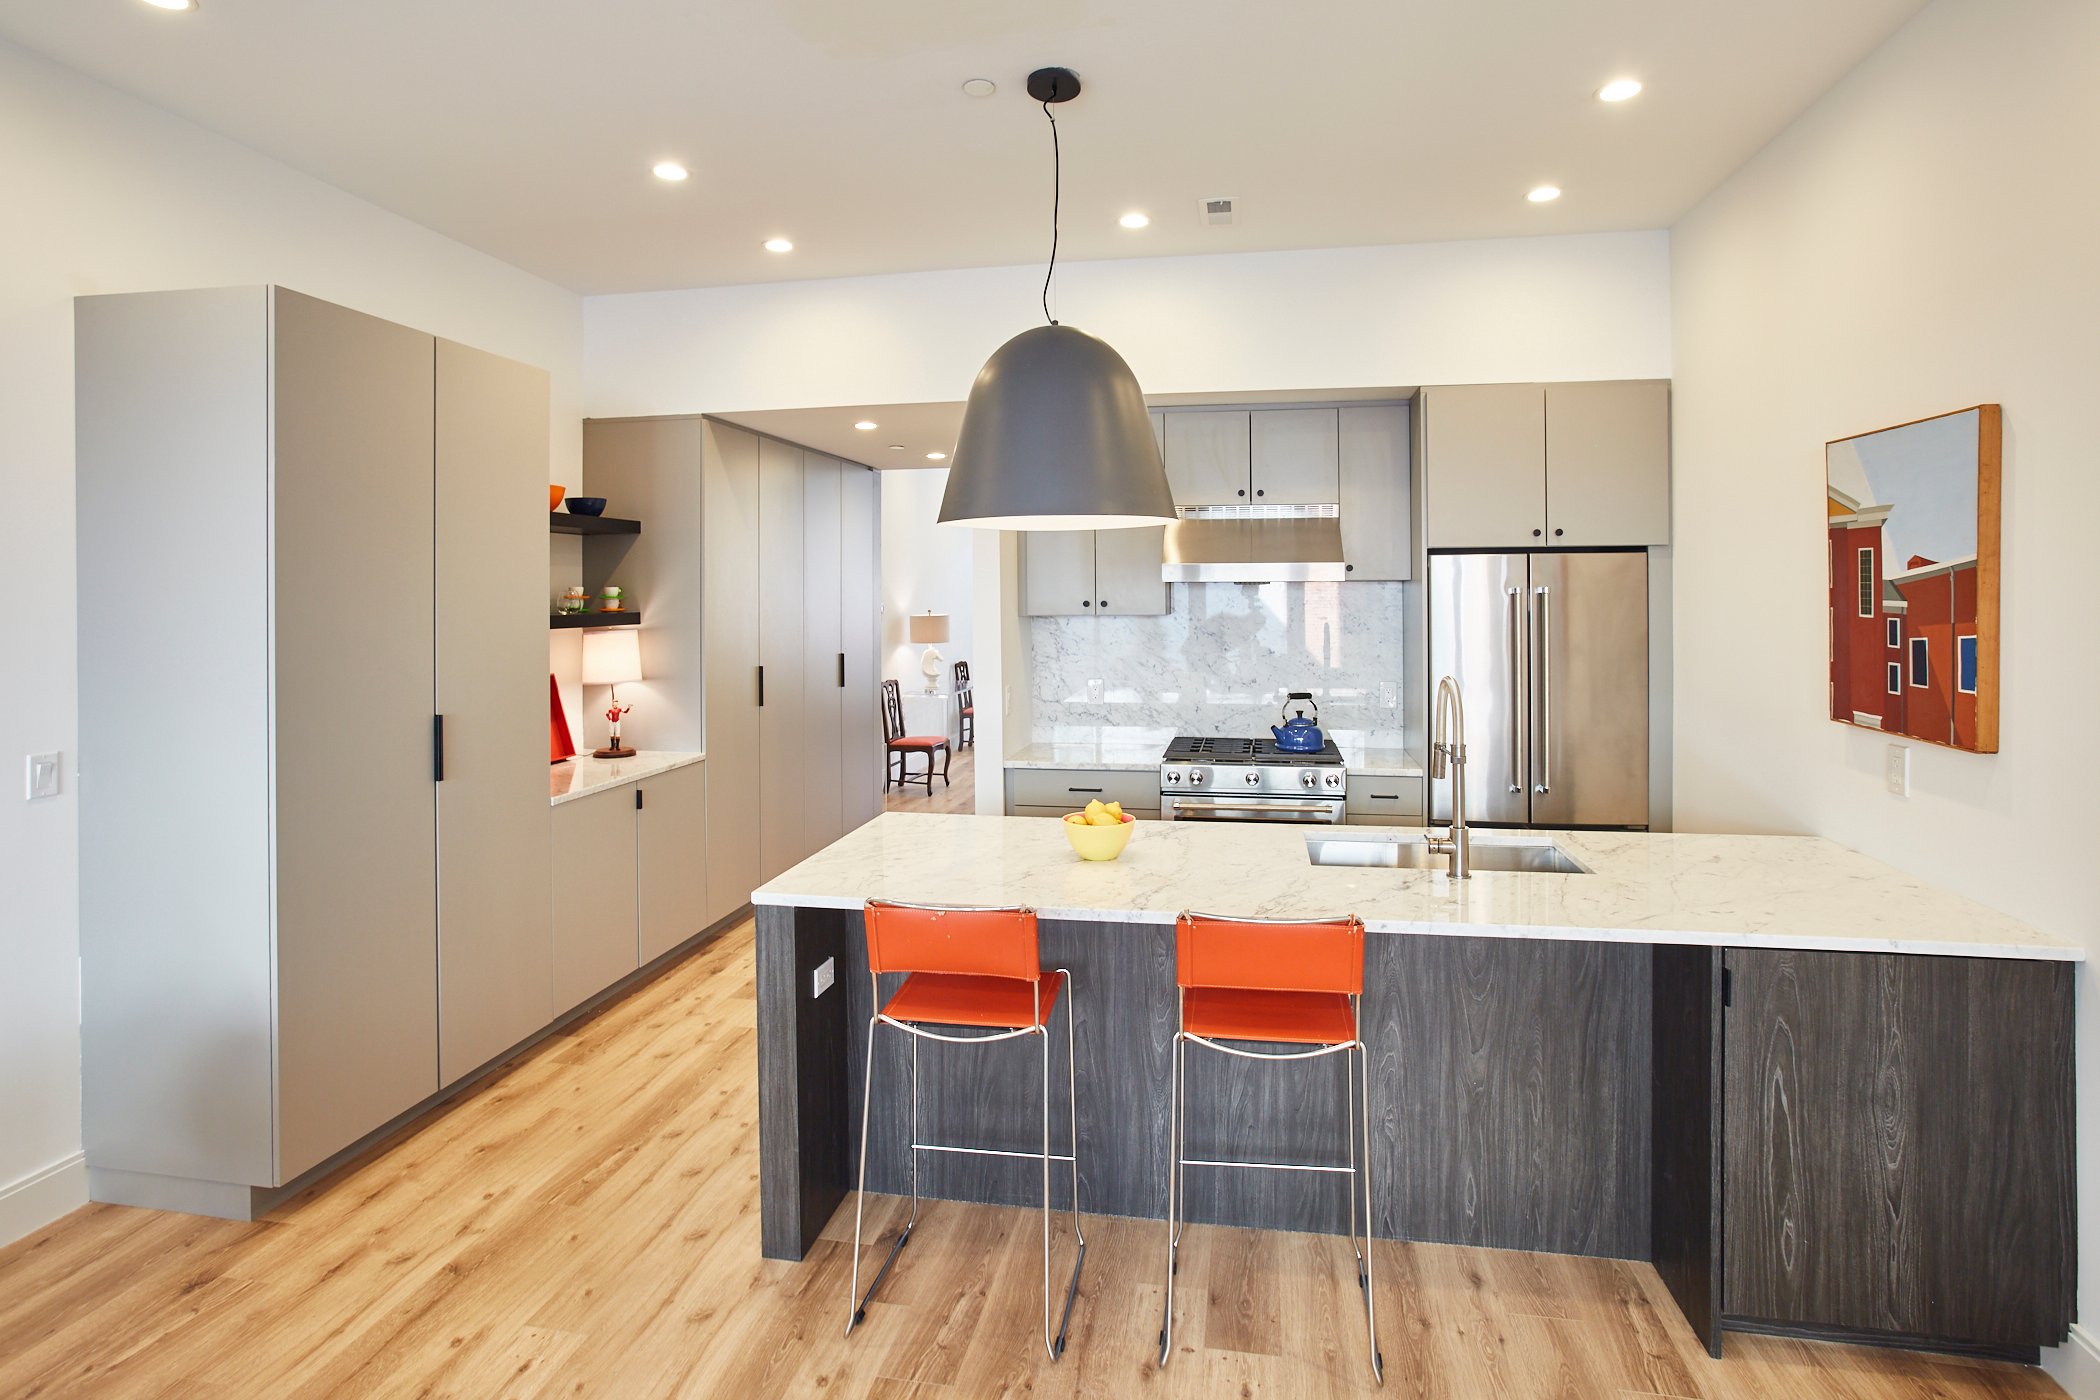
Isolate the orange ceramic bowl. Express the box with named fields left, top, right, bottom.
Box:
left=549, top=484, right=566, bottom=511
left=1062, top=811, right=1136, bottom=861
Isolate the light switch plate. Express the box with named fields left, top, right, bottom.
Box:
left=1086, top=678, right=1104, bottom=703
left=1885, top=743, right=1910, bottom=798
left=26, top=753, right=59, bottom=800
left=812, top=956, right=835, bottom=999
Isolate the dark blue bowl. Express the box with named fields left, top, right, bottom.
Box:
left=565, top=497, right=608, bottom=516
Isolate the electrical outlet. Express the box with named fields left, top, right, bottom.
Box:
left=1086, top=678, right=1104, bottom=704
left=1885, top=743, right=1910, bottom=798
left=812, top=957, right=835, bottom=999
left=26, top=753, right=59, bottom=800
left=1379, top=681, right=1398, bottom=709
left=1003, top=684, right=1012, bottom=716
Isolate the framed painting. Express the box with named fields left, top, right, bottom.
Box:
left=1826, top=405, right=2000, bottom=752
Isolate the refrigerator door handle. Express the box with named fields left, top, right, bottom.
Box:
left=1533, top=585, right=1552, bottom=794
left=1506, top=586, right=1523, bottom=793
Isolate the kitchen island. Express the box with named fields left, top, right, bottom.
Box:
left=753, top=813, right=2078, bottom=1361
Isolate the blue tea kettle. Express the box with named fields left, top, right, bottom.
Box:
left=1270, top=692, right=1326, bottom=753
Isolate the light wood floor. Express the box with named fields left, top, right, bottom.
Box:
left=0, top=919, right=2064, bottom=1399
left=887, top=741, right=976, bottom=814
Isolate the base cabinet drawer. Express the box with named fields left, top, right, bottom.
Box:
left=1721, top=948, right=2074, bottom=1353
left=1345, top=775, right=1423, bottom=823
left=1006, top=767, right=1158, bottom=814
left=1011, top=803, right=1160, bottom=822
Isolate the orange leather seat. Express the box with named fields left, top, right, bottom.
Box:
left=884, top=969, right=1066, bottom=1030
left=1181, top=985, right=1354, bottom=1045
left=888, top=735, right=947, bottom=749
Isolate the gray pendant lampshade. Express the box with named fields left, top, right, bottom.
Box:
left=937, top=323, right=1177, bottom=531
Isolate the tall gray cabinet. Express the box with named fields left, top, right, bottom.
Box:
left=77, top=287, right=551, bottom=1218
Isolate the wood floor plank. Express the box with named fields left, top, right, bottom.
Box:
left=0, top=912, right=2065, bottom=1400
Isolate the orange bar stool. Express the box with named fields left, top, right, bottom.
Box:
left=1159, top=910, right=1382, bottom=1384
left=847, top=899, right=1087, bottom=1360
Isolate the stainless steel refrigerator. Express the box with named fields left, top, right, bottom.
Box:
left=1427, top=550, right=1649, bottom=829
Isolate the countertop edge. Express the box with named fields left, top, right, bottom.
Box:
left=746, top=891, right=2082, bottom=962
left=550, top=750, right=706, bottom=806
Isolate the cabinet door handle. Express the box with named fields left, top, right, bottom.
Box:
left=636, top=787, right=645, bottom=811
left=838, top=652, right=845, bottom=687
left=1098, top=599, right=1108, bottom=609
left=1067, top=786, right=1103, bottom=794
left=757, top=665, right=764, bottom=707
left=1255, top=488, right=1265, bottom=497
left=1507, top=587, right=1523, bottom=793
left=1081, top=600, right=1091, bottom=608
left=432, top=714, right=445, bottom=783
left=1533, top=585, right=1553, bottom=794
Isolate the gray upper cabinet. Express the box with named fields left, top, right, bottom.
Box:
left=1021, top=529, right=1096, bottom=616
left=1420, top=384, right=1548, bottom=548
left=1338, top=404, right=1412, bottom=581
left=1544, top=381, right=1670, bottom=546
left=756, top=436, right=806, bottom=880
left=433, top=337, right=554, bottom=1088
left=1022, top=527, right=1167, bottom=616
left=1094, top=526, right=1169, bottom=615
left=1419, top=382, right=1670, bottom=549
left=1249, top=408, right=1340, bottom=504
left=1164, top=409, right=1251, bottom=505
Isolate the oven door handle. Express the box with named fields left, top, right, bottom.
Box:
left=1169, top=798, right=1343, bottom=821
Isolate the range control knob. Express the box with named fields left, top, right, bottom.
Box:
left=1189, top=769, right=1206, bottom=786
left=1301, top=769, right=1320, bottom=789
left=1164, top=768, right=1181, bottom=785
left=1324, top=771, right=1344, bottom=790
left=1243, top=770, right=1261, bottom=787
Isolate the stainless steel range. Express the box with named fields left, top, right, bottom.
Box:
left=1160, top=736, right=1347, bottom=823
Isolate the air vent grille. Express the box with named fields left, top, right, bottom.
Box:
left=1199, top=196, right=1237, bottom=227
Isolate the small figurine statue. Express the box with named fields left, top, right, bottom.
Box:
left=597, top=698, right=635, bottom=759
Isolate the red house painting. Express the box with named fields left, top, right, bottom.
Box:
left=1825, top=406, right=2000, bottom=753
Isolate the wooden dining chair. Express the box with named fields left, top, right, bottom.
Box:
left=954, top=660, right=974, bottom=750
left=882, top=679, right=950, bottom=791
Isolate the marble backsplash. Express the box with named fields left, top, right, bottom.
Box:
left=1029, top=581, right=1407, bottom=747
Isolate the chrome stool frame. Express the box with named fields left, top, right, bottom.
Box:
left=1157, top=910, right=1382, bottom=1385
left=845, top=901, right=1087, bottom=1361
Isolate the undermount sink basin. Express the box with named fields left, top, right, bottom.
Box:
left=1305, top=834, right=1589, bottom=875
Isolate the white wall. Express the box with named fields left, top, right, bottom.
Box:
left=1670, top=0, right=2100, bottom=1386
left=587, top=232, right=1671, bottom=417
left=880, top=468, right=974, bottom=709
left=0, top=37, right=584, bottom=1246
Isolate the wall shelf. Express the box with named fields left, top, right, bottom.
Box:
left=550, top=513, right=641, bottom=537
left=550, top=612, right=641, bottom=630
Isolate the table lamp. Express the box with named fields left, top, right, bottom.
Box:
left=582, top=627, right=643, bottom=758
left=909, top=612, right=950, bottom=694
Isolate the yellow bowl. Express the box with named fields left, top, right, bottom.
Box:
left=1062, top=812, right=1136, bottom=861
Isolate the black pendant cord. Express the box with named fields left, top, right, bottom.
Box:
left=1041, top=100, right=1060, bottom=326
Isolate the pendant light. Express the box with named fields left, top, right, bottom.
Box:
left=938, top=68, right=1176, bottom=531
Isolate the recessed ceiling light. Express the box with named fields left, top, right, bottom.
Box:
left=962, top=78, right=997, bottom=98
left=888, top=444, right=906, bottom=451
left=1527, top=185, right=1562, bottom=203
left=1118, top=212, right=1150, bottom=229
left=1598, top=78, right=1644, bottom=103
left=763, top=237, right=794, bottom=253
left=651, top=161, right=689, bottom=182
left=926, top=452, right=947, bottom=461
left=140, top=0, right=196, bottom=10
left=854, top=420, right=878, bottom=431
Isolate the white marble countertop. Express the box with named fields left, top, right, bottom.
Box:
left=1005, top=741, right=1423, bottom=778
left=550, top=750, right=704, bottom=806
left=752, top=812, right=2080, bottom=962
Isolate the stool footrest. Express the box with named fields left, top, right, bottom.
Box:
left=1180, top=1155, right=1355, bottom=1175
left=913, top=1141, right=1075, bottom=1165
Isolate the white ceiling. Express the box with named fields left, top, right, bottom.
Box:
left=719, top=388, right=1413, bottom=468
left=2, top=0, right=1925, bottom=295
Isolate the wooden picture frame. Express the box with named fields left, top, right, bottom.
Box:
left=1825, top=405, right=2000, bottom=753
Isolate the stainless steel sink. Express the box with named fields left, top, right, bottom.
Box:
left=1305, top=834, right=1588, bottom=874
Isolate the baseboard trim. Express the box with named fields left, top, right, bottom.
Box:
left=0, top=1152, right=89, bottom=1248
left=1723, top=1313, right=2040, bottom=1365
left=2043, top=1324, right=2100, bottom=1398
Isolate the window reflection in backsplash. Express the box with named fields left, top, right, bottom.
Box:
left=1029, top=581, right=1406, bottom=748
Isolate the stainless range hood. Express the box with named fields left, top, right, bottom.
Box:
left=1160, top=503, right=1347, bottom=583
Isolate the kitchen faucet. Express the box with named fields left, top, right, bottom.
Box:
left=1426, top=675, right=1471, bottom=879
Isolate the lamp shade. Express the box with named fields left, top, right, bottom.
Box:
left=937, top=324, right=1176, bottom=530
left=581, top=627, right=642, bottom=686
left=908, top=612, right=950, bottom=644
